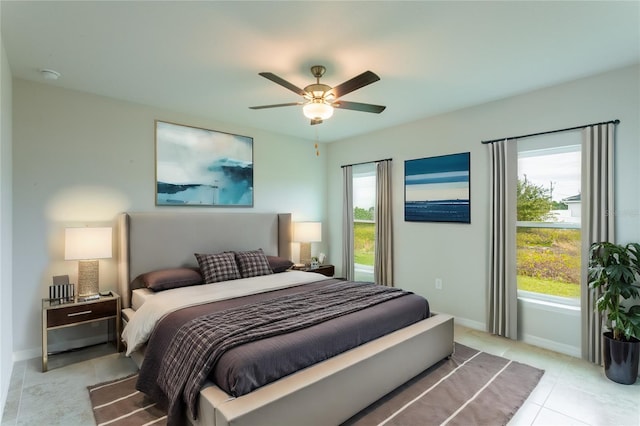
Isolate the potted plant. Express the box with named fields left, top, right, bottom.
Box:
left=588, top=242, right=640, bottom=384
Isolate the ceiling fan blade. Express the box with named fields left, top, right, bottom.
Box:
left=326, top=71, right=380, bottom=99
left=258, top=72, right=307, bottom=96
left=333, top=100, right=386, bottom=114
left=249, top=102, right=302, bottom=110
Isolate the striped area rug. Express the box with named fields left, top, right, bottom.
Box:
left=343, top=343, right=544, bottom=425
left=87, top=343, right=543, bottom=426
left=88, top=374, right=166, bottom=426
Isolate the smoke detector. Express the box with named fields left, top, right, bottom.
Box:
left=40, top=69, right=61, bottom=80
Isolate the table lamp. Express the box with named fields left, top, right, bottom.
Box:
left=293, top=222, right=322, bottom=266
left=65, top=227, right=112, bottom=299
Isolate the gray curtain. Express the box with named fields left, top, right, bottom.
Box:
left=488, top=140, right=518, bottom=339
left=374, top=160, right=393, bottom=286
left=342, top=165, right=355, bottom=281
left=581, top=123, right=615, bottom=364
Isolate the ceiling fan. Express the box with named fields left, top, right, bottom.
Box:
left=249, top=65, right=386, bottom=125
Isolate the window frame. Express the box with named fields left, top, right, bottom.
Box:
left=516, top=139, right=582, bottom=307
left=352, top=163, right=376, bottom=282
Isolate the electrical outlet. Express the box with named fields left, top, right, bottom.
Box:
left=435, top=278, right=443, bottom=290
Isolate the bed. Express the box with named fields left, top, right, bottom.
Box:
left=117, top=211, right=454, bottom=426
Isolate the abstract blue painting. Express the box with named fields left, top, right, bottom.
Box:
left=404, top=152, right=470, bottom=223
left=155, top=121, right=253, bottom=206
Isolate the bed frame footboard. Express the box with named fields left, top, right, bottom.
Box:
left=190, top=313, right=454, bottom=426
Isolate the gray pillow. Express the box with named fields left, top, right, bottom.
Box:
left=135, top=267, right=203, bottom=291
left=267, top=255, right=294, bottom=273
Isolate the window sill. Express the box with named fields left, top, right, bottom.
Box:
left=517, top=290, right=580, bottom=311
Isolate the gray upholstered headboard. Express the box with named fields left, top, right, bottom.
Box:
left=117, top=212, right=292, bottom=308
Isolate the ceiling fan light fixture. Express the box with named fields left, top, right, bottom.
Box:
left=303, top=101, right=334, bottom=121
left=251, top=65, right=385, bottom=125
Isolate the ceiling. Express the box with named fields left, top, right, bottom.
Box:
left=2, top=1, right=639, bottom=143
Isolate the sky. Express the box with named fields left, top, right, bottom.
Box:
left=518, top=150, right=581, bottom=201
left=404, top=153, right=470, bottom=202
left=354, top=175, right=375, bottom=209
left=404, top=170, right=469, bottom=202
left=156, top=121, right=252, bottom=185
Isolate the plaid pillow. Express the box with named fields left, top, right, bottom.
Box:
left=194, top=252, right=240, bottom=283
left=235, top=249, right=274, bottom=278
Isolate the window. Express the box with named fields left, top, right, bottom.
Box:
left=352, top=163, right=376, bottom=282
left=516, top=135, right=581, bottom=304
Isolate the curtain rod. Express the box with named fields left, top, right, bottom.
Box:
left=481, top=119, right=620, bottom=144
left=341, top=158, right=392, bottom=168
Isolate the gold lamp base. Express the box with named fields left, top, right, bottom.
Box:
left=77, top=260, right=99, bottom=297
left=299, top=242, right=311, bottom=266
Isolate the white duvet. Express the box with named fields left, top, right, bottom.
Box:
left=121, top=271, right=329, bottom=356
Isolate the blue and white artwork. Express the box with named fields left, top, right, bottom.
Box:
left=404, top=152, right=470, bottom=223
left=155, top=121, right=253, bottom=206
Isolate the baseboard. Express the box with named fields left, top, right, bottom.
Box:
left=521, top=333, right=581, bottom=358
left=453, top=316, right=581, bottom=358
left=453, top=316, right=485, bottom=332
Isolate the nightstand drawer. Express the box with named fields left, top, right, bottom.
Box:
left=47, top=300, right=117, bottom=328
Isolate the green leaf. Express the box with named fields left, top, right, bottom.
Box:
left=588, top=241, right=640, bottom=339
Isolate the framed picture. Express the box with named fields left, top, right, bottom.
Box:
left=155, top=120, right=253, bottom=206
left=404, top=152, right=470, bottom=223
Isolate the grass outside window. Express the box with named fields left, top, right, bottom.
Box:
left=517, top=227, right=581, bottom=299
left=354, top=221, right=375, bottom=266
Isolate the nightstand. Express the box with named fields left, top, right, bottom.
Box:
left=293, top=264, right=335, bottom=277
left=42, top=292, right=121, bottom=372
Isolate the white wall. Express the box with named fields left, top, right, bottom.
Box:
left=9, top=65, right=639, bottom=363
left=0, top=37, right=14, bottom=414
left=326, top=65, right=640, bottom=352
left=12, top=79, right=326, bottom=358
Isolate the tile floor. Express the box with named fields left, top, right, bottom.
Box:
left=456, top=326, right=640, bottom=426
left=2, top=325, right=639, bottom=425
left=2, top=344, right=137, bottom=426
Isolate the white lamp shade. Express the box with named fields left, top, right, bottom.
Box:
left=65, top=227, right=113, bottom=260
left=293, top=222, right=322, bottom=243
left=303, top=102, right=334, bottom=120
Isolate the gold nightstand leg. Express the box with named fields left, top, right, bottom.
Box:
left=42, top=309, right=48, bottom=372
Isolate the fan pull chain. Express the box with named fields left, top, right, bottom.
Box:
left=314, top=128, right=320, bottom=156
